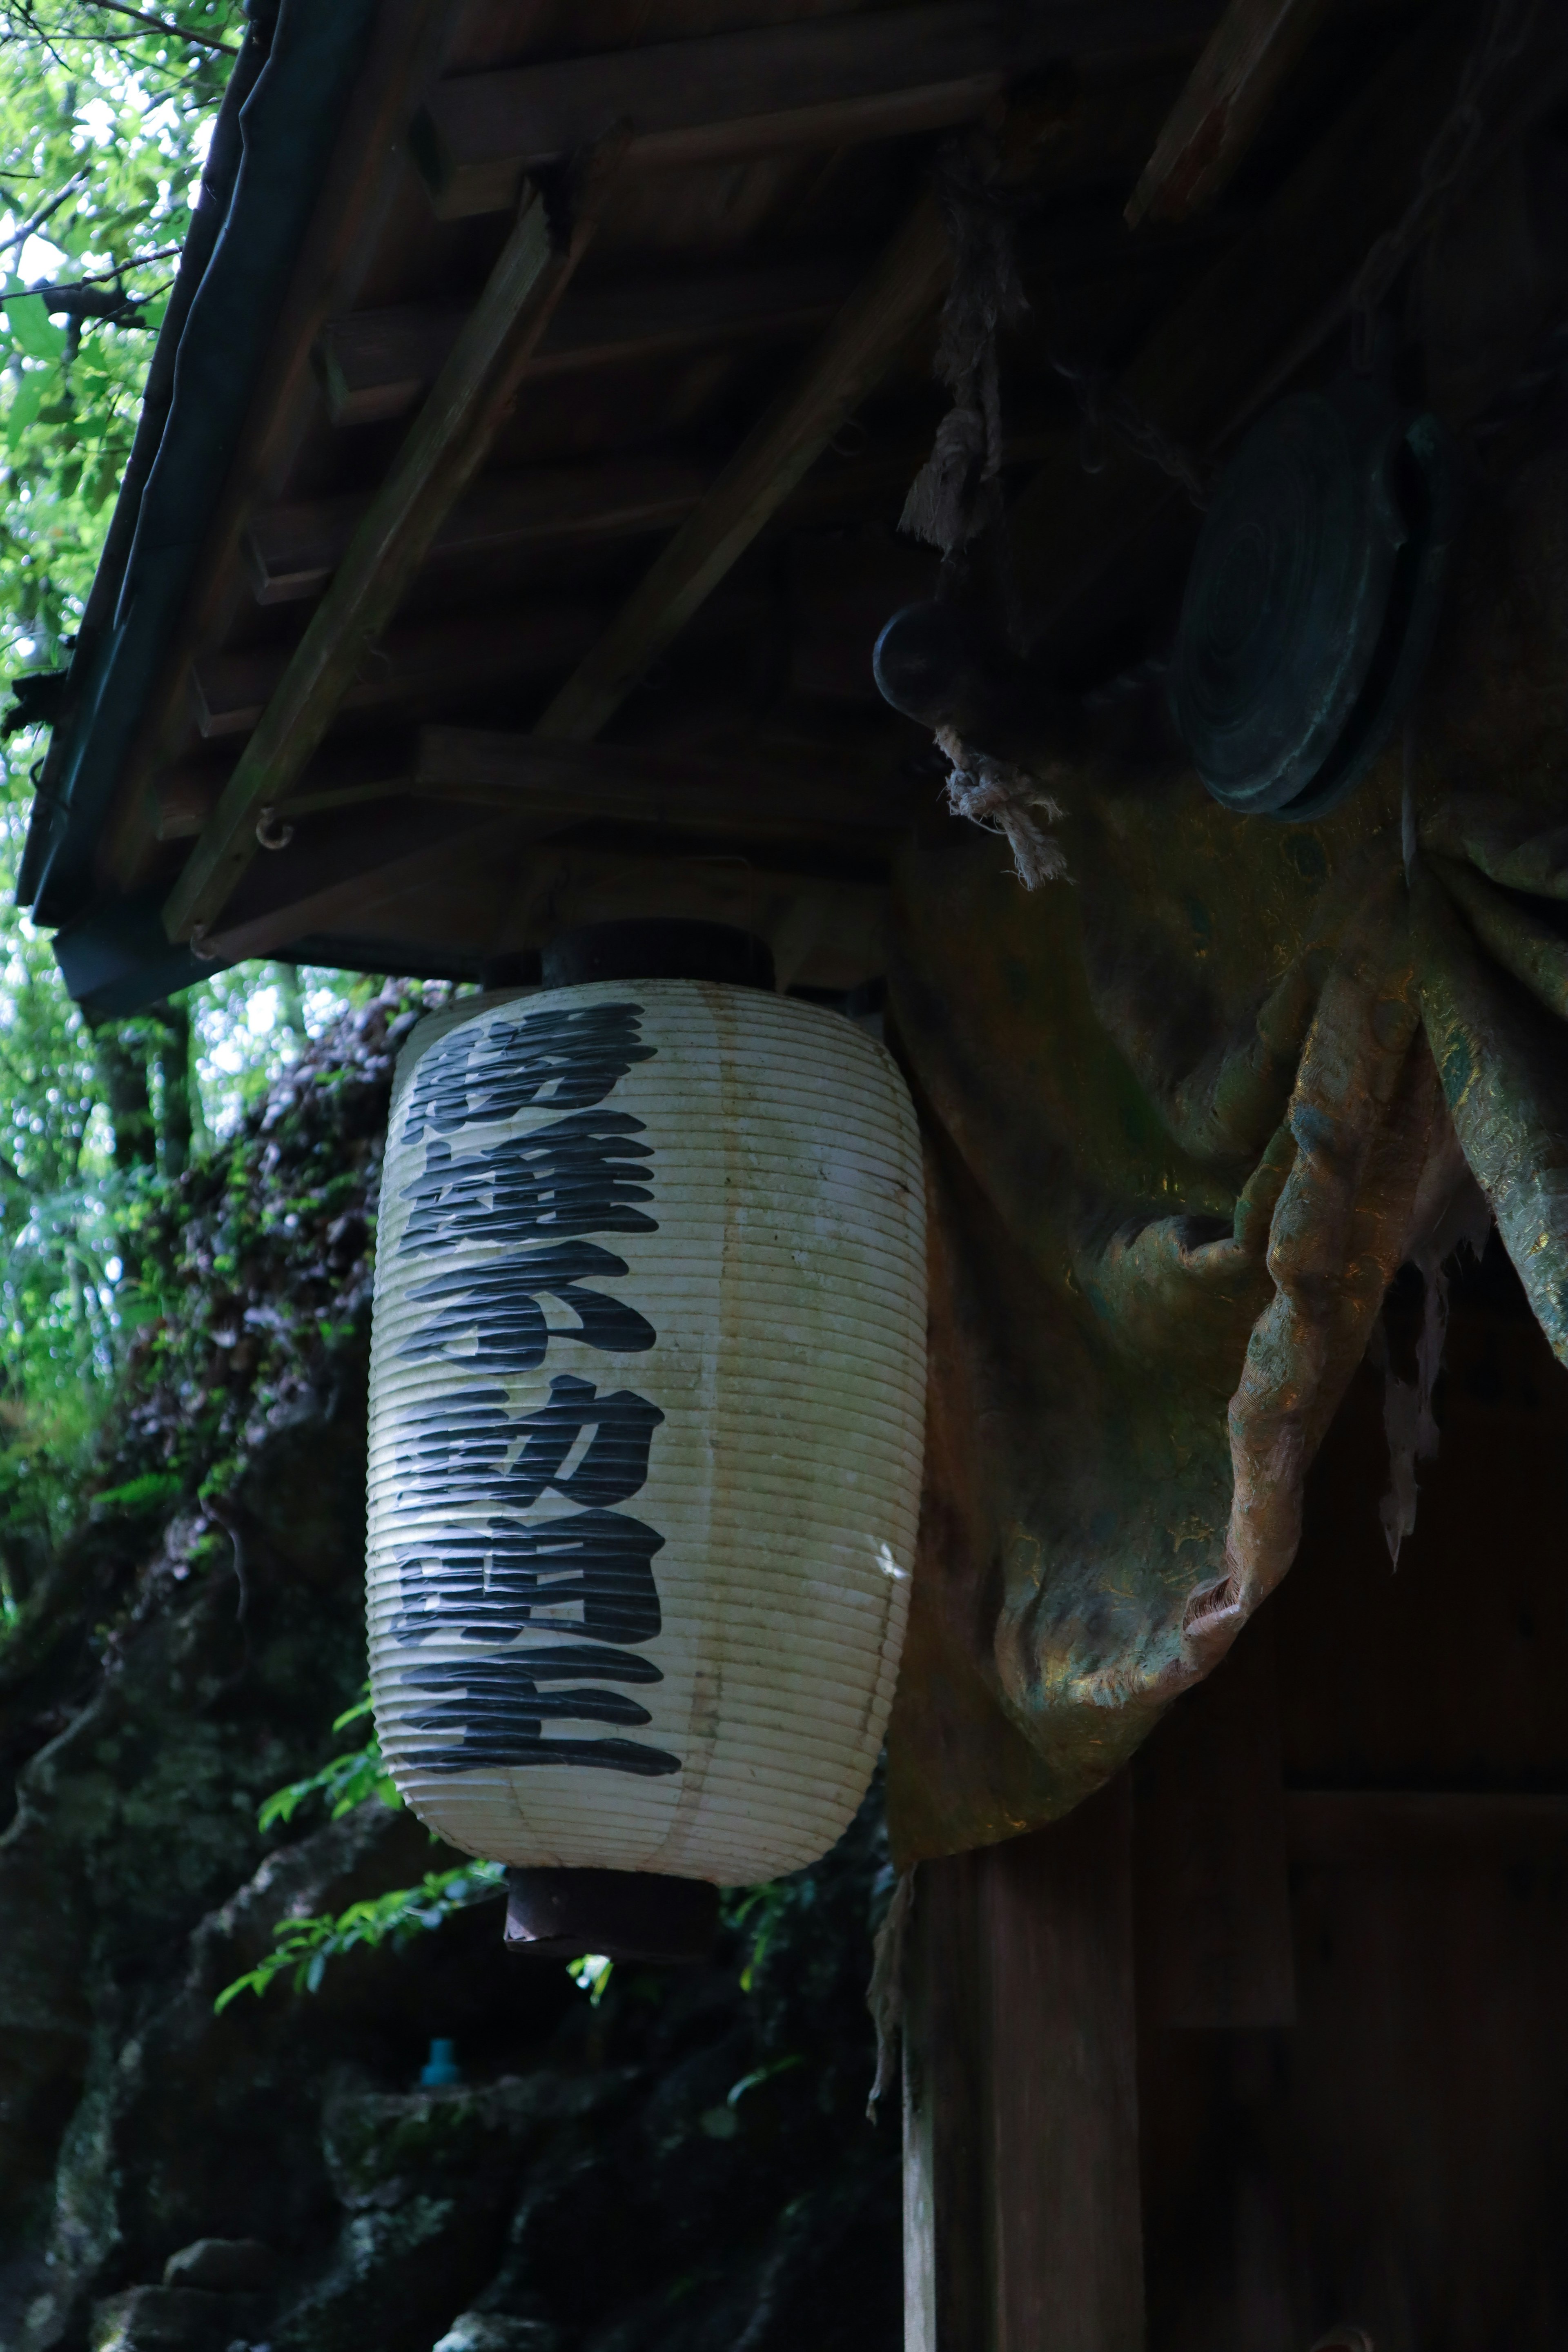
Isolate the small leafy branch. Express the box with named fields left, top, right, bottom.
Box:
left=257, top=1690, right=402, bottom=1830
left=214, top=1861, right=507, bottom=2009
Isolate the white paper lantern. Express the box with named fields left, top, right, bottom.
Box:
left=367, top=972, right=926, bottom=1890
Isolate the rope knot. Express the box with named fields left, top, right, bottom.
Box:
left=935, top=724, right=1071, bottom=889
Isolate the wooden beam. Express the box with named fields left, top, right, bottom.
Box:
left=1125, top=0, right=1332, bottom=227
left=318, top=256, right=866, bottom=426
left=412, top=726, right=917, bottom=835
left=905, top=1779, right=1145, bottom=2352
left=1285, top=1791, right=1568, bottom=1867
left=155, top=727, right=916, bottom=849
left=534, top=191, right=953, bottom=745
left=245, top=459, right=708, bottom=605
left=202, top=802, right=518, bottom=967
left=412, top=1, right=1219, bottom=216
left=163, top=145, right=625, bottom=943
left=189, top=598, right=607, bottom=738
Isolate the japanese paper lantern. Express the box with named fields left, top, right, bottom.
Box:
left=366, top=924, right=926, bottom=1942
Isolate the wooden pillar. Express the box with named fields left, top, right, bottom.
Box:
left=903, top=1773, right=1145, bottom=2352
left=1135, top=1617, right=1296, bottom=2031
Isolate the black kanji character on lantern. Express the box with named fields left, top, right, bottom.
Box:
left=402, top=1002, right=656, bottom=1146
left=390, top=1377, right=662, bottom=1515
left=400, top=1654, right=680, bottom=1777
left=508, top=1375, right=664, bottom=1508
left=392, top=1508, right=665, bottom=1648
left=398, top=1111, right=656, bottom=1260
left=394, top=1244, right=656, bottom=1376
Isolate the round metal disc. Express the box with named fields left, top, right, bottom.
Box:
left=1171, top=388, right=1406, bottom=816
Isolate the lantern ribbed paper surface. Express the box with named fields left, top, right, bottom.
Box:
left=368, top=980, right=927, bottom=1886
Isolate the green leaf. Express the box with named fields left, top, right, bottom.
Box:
left=4, top=379, right=45, bottom=454
left=4, top=298, right=67, bottom=363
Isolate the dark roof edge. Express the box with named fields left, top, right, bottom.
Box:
left=21, top=0, right=383, bottom=931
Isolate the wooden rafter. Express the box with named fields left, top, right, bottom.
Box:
left=1125, top=0, right=1332, bottom=227
left=156, top=728, right=916, bottom=843
left=189, top=598, right=609, bottom=739
left=412, top=1, right=1218, bottom=217
left=244, top=459, right=708, bottom=605
left=162, top=139, right=627, bottom=944
left=317, top=256, right=868, bottom=426
left=412, top=727, right=916, bottom=836
left=533, top=191, right=953, bottom=746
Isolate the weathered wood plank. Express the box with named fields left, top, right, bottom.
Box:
left=986, top=1782, right=1145, bottom=2352
left=1286, top=1791, right=1568, bottom=1866
left=414, top=726, right=917, bottom=834
left=317, top=256, right=865, bottom=426
left=203, top=802, right=518, bottom=966
left=534, top=190, right=953, bottom=744
left=413, top=2, right=1218, bottom=216
left=904, top=1853, right=991, bottom=2352
left=157, top=727, right=914, bottom=850
left=1125, top=0, right=1332, bottom=227
left=904, top=1780, right=1145, bottom=2352
left=1136, top=1617, right=1296, bottom=2030
left=163, top=146, right=625, bottom=940
left=245, top=458, right=708, bottom=604
left=189, top=598, right=607, bottom=738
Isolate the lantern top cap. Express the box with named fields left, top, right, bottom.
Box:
left=541, top=920, right=775, bottom=991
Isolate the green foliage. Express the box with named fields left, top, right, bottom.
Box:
left=1, top=0, right=239, bottom=678
left=0, top=17, right=402, bottom=1589
left=213, top=1862, right=510, bottom=2011
left=257, top=1688, right=404, bottom=1832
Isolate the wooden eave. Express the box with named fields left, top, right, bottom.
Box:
left=29, top=0, right=1539, bottom=1013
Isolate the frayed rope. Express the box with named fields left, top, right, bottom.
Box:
left=865, top=1869, right=915, bottom=2121
left=901, top=141, right=1029, bottom=562
left=936, top=725, right=1071, bottom=889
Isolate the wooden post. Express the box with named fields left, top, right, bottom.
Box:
left=1134, top=1615, right=1296, bottom=2030
left=904, top=1775, right=1145, bottom=2352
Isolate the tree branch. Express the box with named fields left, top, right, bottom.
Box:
left=83, top=0, right=237, bottom=50
left=0, top=172, right=90, bottom=260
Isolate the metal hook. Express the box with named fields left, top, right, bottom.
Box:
left=256, top=805, right=295, bottom=851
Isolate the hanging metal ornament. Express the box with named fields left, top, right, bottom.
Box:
left=1169, top=378, right=1459, bottom=821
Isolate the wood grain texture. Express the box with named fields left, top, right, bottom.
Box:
left=1125, top=0, right=1332, bottom=227
left=411, top=2, right=1217, bottom=216
left=188, top=598, right=606, bottom=739
left=244, top=457, right=709, bottom=604
left=1136, top=1614, right=1297, bottom=2029
left=533, top=190, right=951, bottom=744
left=414, top=726, right=916, bottom=833
left=317, top=256, right=864, bottom=425
left=164, top=145, right=624, bottom=939
left=904, top=1781, right=1145, bottom=2352
left=100, top=0, right=454, bottom=897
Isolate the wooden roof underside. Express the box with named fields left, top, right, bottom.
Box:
left=58, top=0, right=1558, bottom=996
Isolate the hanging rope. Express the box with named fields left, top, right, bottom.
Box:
left=1350, top=0, right=1545, bottom=371
left=901, top=140, right=1031, bottom=566
left=936, top=724, right=1071, bottom=889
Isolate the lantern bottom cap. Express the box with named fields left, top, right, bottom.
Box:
left=503, top=1866, right=719, bottom=1964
